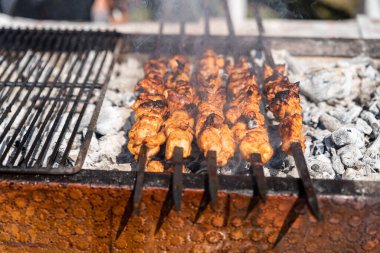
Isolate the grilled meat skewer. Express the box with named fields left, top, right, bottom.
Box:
left=227, top=58, right=273, bottom=163
left=195, top=50, right=235, bottom=167
left=263, top=64, right=306, bottom=153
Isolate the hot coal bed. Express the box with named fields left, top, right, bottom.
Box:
left=82, top=46, right=380, bottom=182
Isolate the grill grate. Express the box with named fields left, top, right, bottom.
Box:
left=0, top=28, right=121, bottom=174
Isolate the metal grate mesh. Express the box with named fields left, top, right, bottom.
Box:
left=0, top=28, right=120, bottom=174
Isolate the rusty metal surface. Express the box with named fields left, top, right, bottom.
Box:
left=0, top=172, right=378, bottom=252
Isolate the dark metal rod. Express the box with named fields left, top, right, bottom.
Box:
left=8, top=33, right=72, bottom=165
left=132, top=144, right=147, bottom=215
left=0, top=81, right=103, bottom=89
left=203, top=0, right=210, bottom=37
left=252, top=2, right=275, bottom=67
left=179, top=21, right=186, bottom=53
left=22, top=34, right=83, bottom=167
left=206, top=150, right=219, bottom=210
left=0, top=32, right=52, bottom=144
left=291, top=142, right=322, bottom=221
left=222, top=0, right=235, bottom=37
left=33, top=33, right=94, bottom=167
left=172, top=147, right=184, bottom=211
left=60, top=35, right=117, bottom=166
left=1, top=33, right=63, bottom=164
left=47, top=32, right=104, bottom=167
left=75, top=35, right=121, bottom=170
left=250, top=153, right=268, bottom=203
left=0, top=31, right=38, bottom=108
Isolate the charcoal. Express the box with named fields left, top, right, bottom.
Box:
left=355, top=118, right=373, bottom=135
left=342, top=168, right=364, bottom=180
left=365, top=132, right=380, bottom=159
left=360, top=110, right=380, bottom=132
left=319, top=113, right=342, bottom=131
left=96, top=103, right=125, bottom=136
left=337, top=144, right=363, bottom=167
left=323, top=139, right=333, bottom=155
left=331, top=126, right=365, bottom=148
left=368, top=99, right=380, bottom=115
left=311, top=140, right=326, bottom=156
left=300, top=67, right=359, bottom=104
left=330, top=148, right=345, bottom=175
left=98, top=132, right=126, bottom=164
left=307, top=155, right=335, bottom=179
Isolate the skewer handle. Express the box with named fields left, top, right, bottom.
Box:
left=132, top=144, right=147, bottom=215
left=250, top=153, right=268, bottom=203
left=206, top=150, right=219, bottom=210
left=291, top=142, right=322, bottom=221
left=172, top=147, right=184, bottom=211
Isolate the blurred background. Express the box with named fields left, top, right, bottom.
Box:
left=0, top=0, right=377, bottom=23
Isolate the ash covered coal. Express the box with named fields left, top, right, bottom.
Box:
left=268, top=50, right=380, bottom=181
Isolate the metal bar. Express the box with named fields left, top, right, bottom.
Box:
left=21, top=33, right=83, bottom=167
left=33, top=32, right=93, bottom=168
left=250, top=153, right=268, bottom=203
left=172, top=147, right=184, bottom=211
left=222, top=0, right=235, bottom=37
left=0, top=82, right=103, bottom=89
left=59, top=35, right=117, bottom=166
left=204, top=0, right=210, bottom=37
left=0, top=31, right=37, bottom=108
left=8, top=32, right=72, bottom=165
left=206, top=150, right=219, bottom=210
left=132, top=145, right=147, bottom=215
left=252, top=2, right=275, bottom=67
left=0, top=32, right=52, bottom=145
left=74, top=35, right=121, bottom=171
left=291, top=142, right=322, bottom=221
left=179, top=21, right=186, bottom=53
left=47, top=32, right=104, bottom=167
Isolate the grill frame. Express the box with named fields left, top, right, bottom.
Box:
left=0, top=28, right=122, bottom=174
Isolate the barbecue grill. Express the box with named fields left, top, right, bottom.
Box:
left=0, top=2, right=379, bottom=252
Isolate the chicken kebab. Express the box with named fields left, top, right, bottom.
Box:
left=128, top=55, right=196, bottom=172
left=128, top=58, right=168, bottom=165
left=226, top=57, right=273, bottom=164
left=262, top=64, right=322, bottom=220
left=195, top=50, right=235, bottom=167
left=262, top=64, right=306, bottom=153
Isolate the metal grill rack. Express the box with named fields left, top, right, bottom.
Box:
left=0, top=28, right=121, bottom=174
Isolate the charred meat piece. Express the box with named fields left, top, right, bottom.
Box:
left=226, top=58, right=273, bottom=163
left=263, top=64, right=306, bottom=152
left=279, top=114, right=306, bottom=154
left=164, top=110, right=194, bottom=160
left=147, top=160, right=165, bottom=173
left=128, top=115, right=166, bottom=159
left=135, top=78, right=165, bottom=95
left=225, top=86, right=264, bottom=125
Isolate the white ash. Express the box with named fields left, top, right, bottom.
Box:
left=273, top=51, right=380, bottom=181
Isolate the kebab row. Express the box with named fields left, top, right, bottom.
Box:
left=127, top=51, right=306, bottom=174
left=128, top=55, right=196, bottom=172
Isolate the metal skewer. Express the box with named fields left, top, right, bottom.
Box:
left=206, top=150, right=219, bottom=210
left=132, top=144, right=147, bottom=215
left=291, top=142, right=322, bottom=220
left=252, top=1, right=322, bottom=222
left=172, top=147, right=184, bottom=211
left=250, top=153, right=268, bottom=203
